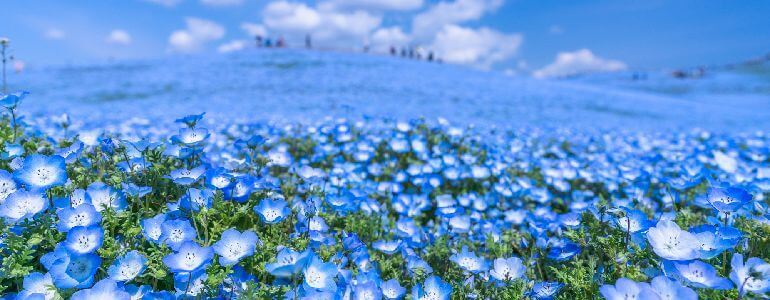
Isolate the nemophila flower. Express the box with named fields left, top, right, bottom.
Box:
left=0, top=170, right=18, bottom=202
left=167, top=166, right=206, bottom=185
left=412, top=276, right=451, bottom=300
left=175, top=113, right=205, bottom=128
left=1, top=143, right=24, bottom=160
left=213, top=228, right=260, bottom=266
left=141, top=213, right=167, bottom=244
left=730, top=253, right=770, bottom=296
left=690, top=224, right=742, bottom=259
left=13, top=154, right=67, bottom=190
left=87, top=182, right=127, bottom=212
left=179, top=188, right=213, bottom=212
left=57, top=203, right=101, bottom=232
left=547, top=241, right=581, bottom=261
left=47, top=252, right=101, bottom=289
left=163, top=241, right=214, bottom=273
left=489, top=257, right=526, bottom=282
left=174, top=269, right=208, bottom=297
left=68, top=189, right=91, bottom=207
left=63, top=225, right=104, bottom=254
left=381, top=279, right=406, bottom=300
left=160, top=219, right=197, bottom=250
left=254, top=198, right=291, bottom=224
left=599, top=278, right=647, bottom=300
left=450, top=246, right=489, bottom=273
left=121, top=183, right=152, bottom=198
left=205, top=167, right=233, bottom=190
left=55, top=142, right=84, bottom=163
left=171, top=127, right=210, bottom=146
left=142, top=291, right=176, bottom=300
left=108, top=250, right=148, bottom=282
left=372, top=240, right=402, bottom=255
left=646, top=220, right=700, bottom=261
left=0, top=189, right=48, bottom=223
left=0, top=91, right=29, bottom=109
left=661, top=260, right=732, bottom=289
left=70, top=279, right=130, bottom=300
left=706, top=186, right=752, bottom=214
left=644, top=275, right=697, bottom=300
left=303, top=255, right=338, bottom=292
left=527, top=282, right=564, bottom=300
left=19, top=272, right=55, bottom=300
left=265, top=247, right=311, bottom=278
left=353, top=281, right=382, bottom=300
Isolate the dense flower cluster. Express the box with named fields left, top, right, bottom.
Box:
left=1, top=91, right=770, bottom=299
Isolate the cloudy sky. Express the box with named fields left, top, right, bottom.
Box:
left=2, top=0, right=770, bottom=76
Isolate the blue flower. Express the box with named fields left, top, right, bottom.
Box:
left=730, top=253, right=770, bottom=296
left=171, top=127, right=210, bottom=146
left=46, top=251, right=101, bottom=289
left=449, top=246, right=489, bottom=273
left=87, top=182, right=127, bottom=212
left=372, top=240, right=402, bottom=255
left=213, top=228, right=260, bottom=266
left=56, top=203, right=101, bottom=232
left=174, top=269, right=207, bottom=297
left=265, top=247, right=311, bottom=278
left=0, top=170, right=18, bottom=201
left=599, top=278, right=647, bottom=300
left=167, top=166, right=206, bottom=185
left=662, top=260, right=732, bottom=289
left=644, top=275, right=697, bottom=300
left=527, top=281, right=564, bottom=300
left=353, top=281, right=382, bottom=300
left=162, top=241, right=214, bottom=273
left=179, top=188, right=213, bottom=212
left=13, top=154, right=67, bottom=190
left=381, top=279, right=406, bottom=300
left=0, top=190, right=49, bottom=223
left=141, top=213, right=167, bottom=244
left=706, top=186, right=752, bottom=214
left=108, top=250, right=148, bottom=282
left=160, top=219, right=197, bottom=250
left=490, top=256, right=526, bottom=282
left=303, top=255, right=338, bottom=292
left=412, top=276, right=451, bottom=300
left=646, top=220, right=700, bottom=260
left=121, top=183, right=152, bottom=198
left=70, top=279, right=131, bottom=300
left=63, top=225, right=104, bottom=254
left=253, top=198, right=291, bottom=224
left=547, top=241, right=581, bottom=261
left=18, top=272, right=55, bottom=299
left=0, top=91, right=29, bottom=109
left=175, top=113, right=205, bottom=128
left=690, top=224, right=742, bottom=259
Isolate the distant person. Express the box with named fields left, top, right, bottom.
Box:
left=390, top=46, right=396, bottom=56
left=265, top=38, right=272, bottom=47
left=427, top=51, right=434, bottom=62
left=363, top=43, right=370, bottom=53
left=401, top=48, right=407, bottom=57
left=255, top=35, right=263, bottom=47
left=305, top=34, right=312, bottom=49
left=408, top=48, right=414, bottom=58
left=277, top=36, right=285, bottom=48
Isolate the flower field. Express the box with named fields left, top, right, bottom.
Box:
left=1, top=86, right=770, bottom=300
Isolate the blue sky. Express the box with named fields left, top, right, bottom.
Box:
left=2, top=0, right=770, bottom=75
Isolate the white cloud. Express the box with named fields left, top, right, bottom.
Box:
left=144, top=0, right=183, bottom=7
left=262, top=1, right=381, bottom=47
left=263, top=1, right=322, bottom=32
left=106, top=30, right=132, bottom=45
left=533, top=49, right=627, bottom=78
left=168, top=17, right=226, bottom=53
left=370, top=27, right=410, bottom=52
left=549, top=25, right=563, bottom=35
left=201, top=0, right=244, bottom=6
left=430, top=25, right=522, bottom=69
left=44, top=28, right=66, bottom=40
left=218, top=40, right=249, bottom=53
left=323, top=0, right=423, bottom=11
left=412, top=0, right=502, bottom=39
left=241, top=22, right=268, bottom=37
